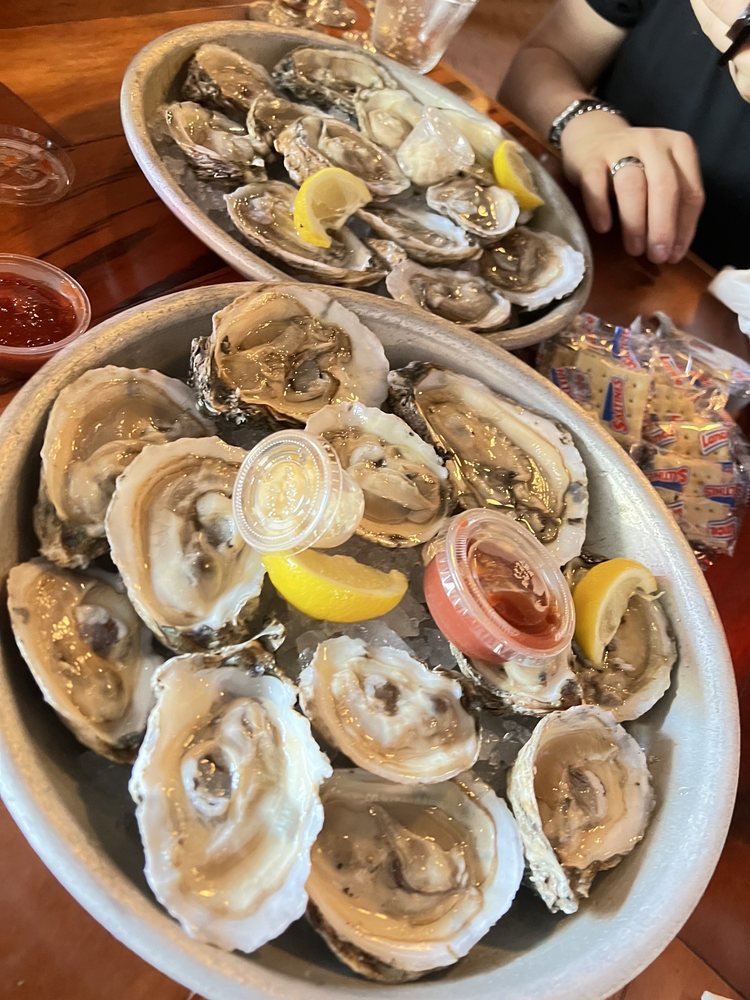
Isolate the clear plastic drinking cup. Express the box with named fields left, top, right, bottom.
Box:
left=369, top=0, right=478, bottom=73
left=232, top=430, right=365, bottom=553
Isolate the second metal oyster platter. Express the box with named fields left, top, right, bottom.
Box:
left=120, top=22, right=592, bottom=350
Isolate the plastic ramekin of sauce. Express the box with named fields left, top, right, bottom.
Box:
left=0, top=254, right=91, bottom=377
left=233, top=430, right=365, bottom=553
left=423, top=508, right=575, bottom=666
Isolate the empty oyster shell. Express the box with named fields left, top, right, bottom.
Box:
left=481, top=227, right=586, bottom=310
left=163, top=101, right=265, bottom=182
left=182, top=43, right=274, bottom=114
left=397, top=108, right=475, bottom=188
left=275, top=115, right=409, bottom=199
left=386, top=260, right=512, bottom=331
left=507, top=705, right=654, bottom=913
left=426, top=176, right=519, bottom=239
left=272, top=45, right=397, bottom=115
left=191, top=285, right=389, bottom=424
left=388, top=363, right=589, bottom=565
left=307, top=768, right=524, bottom=982
left=358, top=192, right=479, bottom=265
left=33, top=366, right=214, bottom=569
left=7, top=559, right=163, bottom=762
left=354, top=87, right=423, bottom=149
left=225, top=180, right=386, bottom=287
left=130, top=650, right=331, bottom=951
left=105, top=436, right=265, bottom=652
left=298, top=636, right=479, bottom=782
left=305, top=401, right=453, bottom=546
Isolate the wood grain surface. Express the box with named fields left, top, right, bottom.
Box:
left=0, top=2, right=748, bottom=998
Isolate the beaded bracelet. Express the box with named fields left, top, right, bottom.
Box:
left=548, top=98, right=626, bottom=149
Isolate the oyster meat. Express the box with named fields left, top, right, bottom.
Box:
left=245, top=91, right=325, bottom=158
left=105, top=436, right=265, bottom=652
left=397, top=108, right=475, bottom=188
left=225, top=180, right=386, bottom=287
left=182, top=43, right=274, bottom=114
left=358, top=192, right=479, bottom=265
left=305, top=401, right=453, bottom=546
left=481, top=227, right=586, bottom=310
left=191, top=285, right=389, bottom=424
left=507, top=705, right=654, bottom=913
left=33, top=366, right=214, bottom=568
left=426, top=176, right=519, bottom=240
left=454, top=644, right=581, bottom=716
left=354, top=87, right=423, bottom=149
left=307, top=769, right=524, bottom=982
left=163, top=101, right=265, bottom=182
left=388, top=363, right=589, bottom=564
left=386, top=260, right=512, bottom=331
left=7, top=559, right=162, bottom=762
left=299, top=636, right=479, bottom=782
left=272, top=45, right=397, bottom=115
left=130, top=650, right=331, bottom=951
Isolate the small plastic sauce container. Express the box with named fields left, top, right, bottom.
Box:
left=232, top=430, right=365, bottom=553
left=423, top=508, right=574, bottom=666
left=0, top=254, right=91, bottom=377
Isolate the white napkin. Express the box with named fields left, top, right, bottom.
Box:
left=709, top=267, right=750, bottom=335
left=701, top=992, right=735, bottom=999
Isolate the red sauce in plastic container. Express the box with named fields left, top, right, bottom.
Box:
left=423, top=509, right=574, bottom=666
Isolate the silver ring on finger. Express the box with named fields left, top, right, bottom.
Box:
left=609, top=155, right=646, bottom=178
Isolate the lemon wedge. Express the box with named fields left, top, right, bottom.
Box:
left=573, top=558, right=658, bottom=666
left=492, top=140, right=545, bottom=211
left=262, top=549, right=408, bottom=622
left=292, top=167, right=371, bottom=249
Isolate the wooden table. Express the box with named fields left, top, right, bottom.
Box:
left=0, top=3, right=748, bottom=998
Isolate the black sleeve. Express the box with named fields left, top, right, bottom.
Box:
left=585, top=0, right=644, bottom=29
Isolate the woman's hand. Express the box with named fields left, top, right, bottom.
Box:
left=691, top=0, right=750, bottom=100
left=560, top=112, right=705, bottom=264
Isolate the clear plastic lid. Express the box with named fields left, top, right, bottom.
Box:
left=233, top=430, right=364, bottom=553
left=0, top=126, right=74, bottom=206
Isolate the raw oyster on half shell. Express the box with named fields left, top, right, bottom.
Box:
left=388, top=363, right=589, bottom=564
left=225, top=181, right=386, bottom=287
left=272, top=45, right=397, bottom=115
left=182, top=43, right=273, bottom=114
left=298, top=636, right=480, bottom=782
left=7, top=559, right=163, bottom=762
left=245, top=91, right=325, bottom=158
left=191, top=285, right=389, bottom=424
left=307, top=768, right=524, bottom=982
left=33, top=366, right=214, bottom=568
left=507, top=705, right=654, bottom=913
left=130, top=649, right=331, bottom=951
left=386, top=260, right=512, bottom=331
left=481, top=227, right=585, bottom=310
left=358, top=193, right=479, bottom=265
left=163, top=101, right=265, bottom=182
left=426, top=176, right=519, bottom=240
left=454, top=644, right=581, bottom=716
left=305, top=401, right=453, bottom=546
left=105, top=436, right=265, bottom=652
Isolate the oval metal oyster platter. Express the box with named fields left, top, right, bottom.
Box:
left=120, top=21, right=592, bottom=351
left=0, top=283, right=738, bottom=1000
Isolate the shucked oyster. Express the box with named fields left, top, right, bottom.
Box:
left=130, top=649, right=331, bottom=951
left=272, top=45, right=397, bottom=115
left=191, top=285, right=389, bottom=424
left=386, top=260, right=512, bottom=331
left=389, top=363, right=589, bottom=565
left=163, top=101, right=265, bottom=182
left=305, top=401, right=453, bottom=546
left=245, top=92, right=325, bottom=158
left=7, top=559, right=162, bottom=762
left=307, top=769, right=524, bottom=982
left=182, top=43, right=273, bottom=114
left=481, top=227, right=586, bottom=310
left=358, top=192, right=479, bottom=265
left=507, top=705, right=654, bottom=913
left=299, top=636, right=480, bottom=782
left=33, top=366, right=214, bottom=568
left=454, top=644, right=581, bottom=716
left=225, top=180, right=386, bottom=287
left=106, top=436, right=265, bottom=652
left=426, top=176, right=519, bottom=240
left=275, top=115, right=409, bottom=199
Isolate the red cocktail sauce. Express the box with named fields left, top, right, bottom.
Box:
left=0, top=273, right=77, bottom=348
left=471, top=547, right=562, bottom=636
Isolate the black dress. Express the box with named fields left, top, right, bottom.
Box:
left=586, top=0, right=750, bottom=269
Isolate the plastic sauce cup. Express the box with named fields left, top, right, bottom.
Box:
left=423, top=508, right=575, bottom=666
left=232, top=430, right=365, bottom=553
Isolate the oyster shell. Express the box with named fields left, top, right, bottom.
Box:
left=305, top=401, right=453, bottom=546
left=307, top=768, right=524, bottom=981
left=388, top=363, right=589, bottom=564
left=358, top=192, right=479, bottom=265
left=245, top=91, right=325, bottom=158
left=163, top=101, right=265, bottom=182
left=225, top=180, right=386, bottom=287
left=182, top=43, right=274, bottom=114
left=354, top=87, right=423, bottom=149
left=7, top=559, right=162, bottom=762
left=272, top=45, right=397, bottom=115
left=386, top=260, right=512, bottom=331
left=507, top=705, right=654, bottom=913
left=426, top=176, right=519, bottom=239
left=105, top=436, right=265, bottom=652
left=481, top=227, right=586, bottom=310
left=191, top=285, right=389, bottom=424
left=130, top=650, right=331, bottom=951
left=397, top=108, right=475, bottom=188
left=33, top=366, right=214, bottom=569
left=275, top=115, right=409, bottom=199
left=453, top=644, right=581, bottom=715
left=298, top=636, right=479, bottom=782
